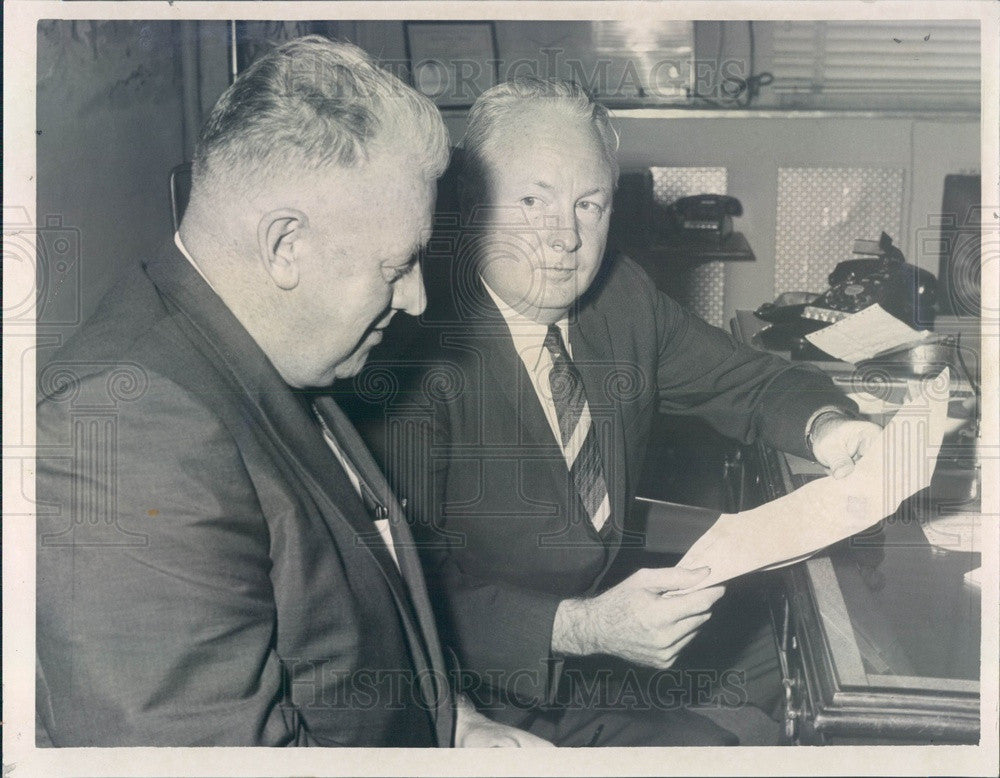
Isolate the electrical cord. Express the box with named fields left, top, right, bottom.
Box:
left=687, top=21, right=774, bottom=108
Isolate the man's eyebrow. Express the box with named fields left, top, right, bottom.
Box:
left=384, top=241, right=424, bottom=266
left=527, top=182, right=609, bottom=199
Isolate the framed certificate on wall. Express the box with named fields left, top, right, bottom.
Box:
left=404, top=21, right=500, bottom=108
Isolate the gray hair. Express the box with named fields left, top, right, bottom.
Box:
left=192, top=36, right=449, bottom=188
left=459, top=76, right=620, bottom=204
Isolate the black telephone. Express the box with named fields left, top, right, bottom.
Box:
left=660, top=194, right=743, bottom=242
left=672, top=194, right=742, bottom=220
left=755, top=233, right=938, bottom=356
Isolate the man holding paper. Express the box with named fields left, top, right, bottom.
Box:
left=353, top=77, right=882, bottom=746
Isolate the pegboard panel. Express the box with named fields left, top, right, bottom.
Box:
left=649, top=167, right=728, bottom=328
left=774, top=167, right=905, bottom=296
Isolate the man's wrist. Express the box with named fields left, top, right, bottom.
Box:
left=452, top=692, right=487, bottom=745
left=552, top=598, right=597, bottom=656
left=805, top=405, right=852, bottom=455
left=454, top=691, right=479, bottom=726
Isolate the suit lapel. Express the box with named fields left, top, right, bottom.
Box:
left=470, top=286, right=587, bottom=491
left=470, top=284, right=606, bottom=549
left=313, top=395, right=454, bottom=746
left=144, top=247, right=389, bottom=557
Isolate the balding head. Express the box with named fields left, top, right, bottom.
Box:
left=192, top=36, right=448, bottom=197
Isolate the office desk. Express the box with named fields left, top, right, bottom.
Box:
left=733, top=309, right=982, bottom=745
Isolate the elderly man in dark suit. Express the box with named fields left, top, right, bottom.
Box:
left=348, top=77, right=881, bottom=746
left=35, top=37, right=551, bottom=749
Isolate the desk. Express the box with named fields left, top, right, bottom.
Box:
left=734, top=309, right=982, bottom=745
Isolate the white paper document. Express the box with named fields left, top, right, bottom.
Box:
left=804, top=303, right=930, bottom=363
left=676, top=369, right=950, bottom=592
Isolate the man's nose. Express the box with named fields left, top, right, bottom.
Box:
left=545, top=213, right=581, bottom=253
left=392, top=262, right=427, bottom=317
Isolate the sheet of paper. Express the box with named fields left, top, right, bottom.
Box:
left=844, top=390, right=904, bottom=416
left=805, top=303, right=930, bottom=363
left=675, top=369, right=950, bottom=592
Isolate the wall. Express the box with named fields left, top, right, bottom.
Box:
left=35, top=20, right=229, bottom=366
left=35, top=19, right=981, bottom=358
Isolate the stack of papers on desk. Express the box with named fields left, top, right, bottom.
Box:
left=805, top=304, right=930, bottom=363
left=675, top=370, right=950, bottom=592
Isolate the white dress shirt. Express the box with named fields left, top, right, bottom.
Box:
left=483, top=281, right=611, bottom=530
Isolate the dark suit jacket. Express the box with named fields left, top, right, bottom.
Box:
left=344, top=252, right=855, bottom=709
left=35, top=244, right=453, bottom=746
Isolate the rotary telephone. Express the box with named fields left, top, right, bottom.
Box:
left=658, top=194, right=743, bottom=243
left=755, top=233, right=938, bottom=354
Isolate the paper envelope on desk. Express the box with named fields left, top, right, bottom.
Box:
left=674, top=369, right=950, bottom=592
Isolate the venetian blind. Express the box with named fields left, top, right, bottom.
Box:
left=769, top=20, right=980, bottom=110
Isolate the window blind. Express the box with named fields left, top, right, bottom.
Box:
left=770, top=20, right=980, bottom=110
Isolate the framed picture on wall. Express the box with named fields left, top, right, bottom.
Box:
left=404, top=21, right=499, bottom=108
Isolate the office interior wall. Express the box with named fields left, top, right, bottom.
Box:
left=36, top=20, right=184, bottom=363
left=34, top=20, right=980, bottom=363
left=772, top=167, right=906, bottom=298
left=35, top=20, right=229, bottom=368
left=648, top=167, right=729, bottom=328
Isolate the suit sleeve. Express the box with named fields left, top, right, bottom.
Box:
left=629, top=261, right=856, bottom=459
left=36, top=370, right=322, bottom=746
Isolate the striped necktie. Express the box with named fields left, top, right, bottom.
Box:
left=543, top=324, right=610, bottom=532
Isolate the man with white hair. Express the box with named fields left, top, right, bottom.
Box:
left=355, top=77, right=881, bottom=745
left=35, top=37, right=549, bottom=748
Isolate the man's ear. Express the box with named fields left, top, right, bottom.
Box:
left=257, top=209, right=308, bottom=290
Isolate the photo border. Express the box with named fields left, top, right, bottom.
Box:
left=4, top=2, right=998, bottom=776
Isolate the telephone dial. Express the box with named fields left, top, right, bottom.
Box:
left=755, top=233, right=938, bottom=355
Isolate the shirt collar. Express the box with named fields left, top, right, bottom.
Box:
left=481, top=278, right=569, bottom=371
left=174, top=232, right=216, bottom=291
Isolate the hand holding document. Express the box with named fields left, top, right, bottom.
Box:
left=675, top=369, right=950, bottom=592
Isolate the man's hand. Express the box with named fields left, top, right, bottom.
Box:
left=453, top=694, right=554, bottom=747
left=809, top=413, right=882, bottom=479
left=551, top=566, right=723, bottom=669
